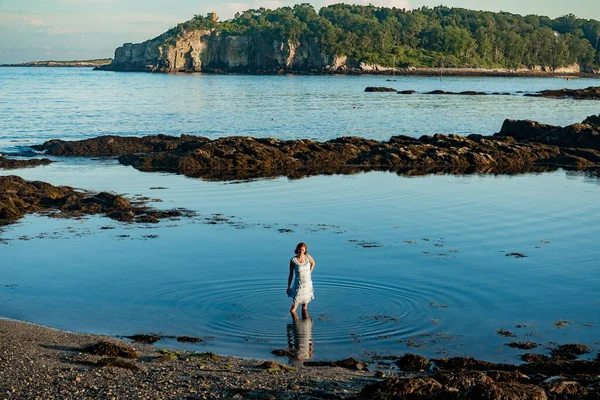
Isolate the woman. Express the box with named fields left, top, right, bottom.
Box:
left=286, top=242, right=315, bottom=318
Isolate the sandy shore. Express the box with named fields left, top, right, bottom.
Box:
left=0, top=319, right=373, bottom=399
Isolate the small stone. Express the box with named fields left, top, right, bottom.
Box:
left=375, top=371, right=386, bottom=379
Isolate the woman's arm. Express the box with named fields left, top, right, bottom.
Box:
left=308, top=255, right=315, bottom=272
left=287, top=261, right=294, bottom=292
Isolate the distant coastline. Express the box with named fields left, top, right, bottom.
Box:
left=1, top=58, right=112, bottom=68
left=190, top=67, right=598, bottom=78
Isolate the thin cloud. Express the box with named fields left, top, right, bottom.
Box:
left=23, top=16, right=44, bottom=26
left=55, top=0, right=119, bottom=4
left=47, top=26, right=77, bottom=35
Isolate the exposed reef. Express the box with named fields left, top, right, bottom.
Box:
left=31, top=115, right=600, bottom=180
left=524, top=86, right=600, bottom=100
left=497, top=115, right=600, bottom=151
left=364, top=86, right=397, bottom=92
left=31, top=134, right=209, bottom=157
left=368, top=86, right=600, bottom=97
left=0, top=156, right=53, bottom=169
left=0, top=175, right=193, bottom=226
left=360, top=350, right=600, bottom=399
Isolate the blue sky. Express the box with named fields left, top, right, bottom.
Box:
left=0, top=0, right=598, bottom=63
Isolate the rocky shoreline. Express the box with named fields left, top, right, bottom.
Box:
left=27, top=114, right=600, bottom=180
left=0, top=156, right=52, bottom=169
left=1, top=319, right=598, bottom=399
left=0, top=175, right=194, bottom=226
left=1, top=59, right=112, bottom=68
left=97, top=63, right=599, bottom=78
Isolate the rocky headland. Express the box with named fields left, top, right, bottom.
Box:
left=30, top=115, right=600, bottom=180
left=0, top=319, right=598, bottom=399
left=0, top=175, right=193, bottom=226
left=95, top=25, right=593, bottom=77
left=96, top=29, right=591, bottom=77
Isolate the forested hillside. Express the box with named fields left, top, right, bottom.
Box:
left=165, top=3, right=600, bottom=70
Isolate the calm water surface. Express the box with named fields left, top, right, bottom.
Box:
left=0, top=68, right=599, bottom=363
left=1, top=67, right=600, bottom=147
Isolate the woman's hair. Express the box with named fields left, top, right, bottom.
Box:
left=295, top=242, right=307, bottom=255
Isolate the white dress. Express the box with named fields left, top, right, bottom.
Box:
left=288, top=255, right=314, bottom=304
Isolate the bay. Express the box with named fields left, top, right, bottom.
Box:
left=0, top=67, right=599, bottom=363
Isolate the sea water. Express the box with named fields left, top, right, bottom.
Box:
left=0, top=67, right=599, bottom=362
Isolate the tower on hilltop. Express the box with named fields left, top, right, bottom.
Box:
left=206, top=12, right=217, bottom=22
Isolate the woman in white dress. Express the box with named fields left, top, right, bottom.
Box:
left=286, top=242, right=315, bottom=318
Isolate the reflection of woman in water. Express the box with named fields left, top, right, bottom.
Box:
left=286, top=242, right=315, bottom=319
left=287, top=317, right=314, bottom=363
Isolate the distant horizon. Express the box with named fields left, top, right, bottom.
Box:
left=1, top=0, right=598, bottom=64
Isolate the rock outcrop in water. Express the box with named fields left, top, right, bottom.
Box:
left=31, top=115, right=600, bottom=180
left=359, top=349, right=600, bottom=400
left=524, top=86, right=600, bottom=100
left=0, top=175, right=192, bottom=226
left=33, top=135, right=209, bottom=157
left=497, top=115, right=600, bottom=151
left=0, top=156, right=53, bottom=169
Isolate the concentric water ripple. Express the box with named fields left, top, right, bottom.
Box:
left=134, top=273, right=503, bottom=347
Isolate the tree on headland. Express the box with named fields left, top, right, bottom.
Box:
left=158, top=4, right=600, bottom=70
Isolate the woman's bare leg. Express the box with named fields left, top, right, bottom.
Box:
left=290, top=302, right=299, bottom=319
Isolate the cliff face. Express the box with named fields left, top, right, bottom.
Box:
left=98, top=29, right=589, bottom=75
left=100, top=30, right=340, bottom=73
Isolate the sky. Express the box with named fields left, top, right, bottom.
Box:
left=0, top=0, right=598, bottom=64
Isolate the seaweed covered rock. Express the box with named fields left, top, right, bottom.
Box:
left=81, top=341, right=139, bottom=359
left=433, top=357, right=513, bottom=372
left=360, top=377, right=443, bottom=399
left=550, top=344, right=591, bottom=361
left=29, top=114, right=600, bottom=180
left=540, top=377, right=589, bottom=397
left=424, top=90, right=488, bottom=95
left=497, top=114, right=600, bottom=150
left=365, top=87, right=397, bottom=92
left=466, top=382, right=548, bottom=400
left=0, top=156, right=53, bottom=169
left=435, top=370, right=494, bottom=391
left=125, top=334, right=161, bottom=344
left=0, top=175, right=190, bottom=226
left=521, top=354, right=551, bottom=363
left=525, top=86, right=600, bottom=100
left=33, top=134, right=209, bottom=157
left=112, top=132, right=597, bottom=179
left=305, top=357, right=369, bottom=371
left=395, top=353, right=429, bottom=371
